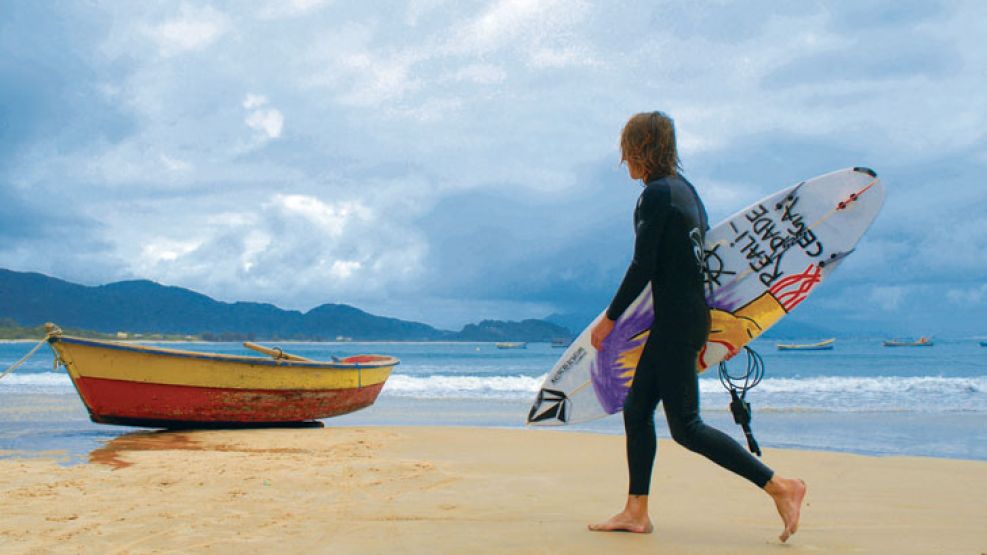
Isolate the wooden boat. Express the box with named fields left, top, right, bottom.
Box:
left=495, top=342, right=527, bottom=349
left=776, top=338, right=835, bottom=351
left=46, top=328, right=398, bottom=428
left=883, top=337, right=934, bottom=347
left=551, top=337, right=572, bottom=348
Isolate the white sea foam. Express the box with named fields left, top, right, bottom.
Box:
left=382, top=374, right=543, bottom=399
left=3, top=372, right=985, bottom=411
left=381, top=374, right=987, bottom=412
left=0, top=372, right=73, bottom=393
left=697, top=375, right=987, bottom=395
left=699, top=376, right=987, bottom=412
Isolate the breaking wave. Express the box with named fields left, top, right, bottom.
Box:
left=383, top=374, right=542, bottom=400
left=0, top=372, right=73, bottom=393
left=382, top=374, right=987, bottom=412
left=3, top=372, right=985, bottom=412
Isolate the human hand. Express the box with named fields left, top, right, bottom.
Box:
left=590, top=317, right=615, bottom=351
left=697, top=309, right=761, bottom=371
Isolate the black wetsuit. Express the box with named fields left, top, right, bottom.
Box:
left=607, top=174, right=774, bottom=495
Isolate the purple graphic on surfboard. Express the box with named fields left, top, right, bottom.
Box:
left=589, top=284, right=739, bottom=415
left=591, top=291, right=654, bottom=414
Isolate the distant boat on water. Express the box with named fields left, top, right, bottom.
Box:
left=980, top=341, right=987, bottom=347
left=496, top=342, right=527, bottom=349
left=776, top=338, right=835, bottom=351
left=551, top=338, right=572, bottom=348
left=883, top=337, right=934, bottom=347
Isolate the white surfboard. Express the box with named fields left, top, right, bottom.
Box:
left=527, top=167, right=885, bottom=425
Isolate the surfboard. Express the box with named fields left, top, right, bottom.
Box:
left=527, top=167, right=885, bottom=426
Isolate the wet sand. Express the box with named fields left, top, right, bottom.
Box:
left=0, top=427, right=984, bottom=554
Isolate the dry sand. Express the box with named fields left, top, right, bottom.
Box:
left=0, top=427, right=984, bottom=554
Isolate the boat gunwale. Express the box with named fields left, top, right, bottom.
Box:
left=49, top=335, right=400, bottom=369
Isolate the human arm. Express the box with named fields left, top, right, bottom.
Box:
left=605, top=190, right=666, bottom=321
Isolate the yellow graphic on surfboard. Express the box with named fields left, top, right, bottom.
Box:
left=698, top=264, right=821, bottom=371
left=609, top=263, right=822, bottom=389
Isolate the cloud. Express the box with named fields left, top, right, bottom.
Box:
left=869, top=286, right=907, bottom=312
left=2, top=1, right=986, bottom=332
left=159, top=153, right=192, bottom=172
left=528, top=45, right=599, bottom=69
left=145, top=5, right=229, bottom=56
left=761, top=38, right=959, bottom=89
left=404, top=0, right=451, bottom=26
left=0, top=186, right=123, bottom=284
left=329, top=259, right=362, bottom=280
left=274, top=194, right=368, bottom=237
left=456, top=0, right=586, bottom=53
left=242, top=94, right=268, bottom=110
left=89, top=179, right=431, bottom=312
left=257, top=0, right=333, bottom=19
left=449, top=0, right=598, bottom=69
left=140, top=239, right=201, bottom=265
left=242, top=94, right=284, bottom=139
left=453, top=64, right=506, bottom=84
left=459, top=0, right=556, bottom=52
left=947, top=284, right=987, bottom=305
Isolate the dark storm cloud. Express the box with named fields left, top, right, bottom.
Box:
left=416, top=160, right=636, bottom=308
left=0, top=1, right=984, bottom=332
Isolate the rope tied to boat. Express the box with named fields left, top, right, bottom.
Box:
left=0, top=323, right=63, bottom=382
left=0, top=338, right=49, bottom=382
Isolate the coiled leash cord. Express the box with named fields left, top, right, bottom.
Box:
left=717, top=346, right=765, bottom=456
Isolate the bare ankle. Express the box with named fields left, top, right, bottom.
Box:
left=624, top=494, right=649, bottom=516
left=764, top=476, right=794, bottom=497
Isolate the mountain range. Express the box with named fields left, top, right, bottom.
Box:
left=0, top=269, right=571, bottom=342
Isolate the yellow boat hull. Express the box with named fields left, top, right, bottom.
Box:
left=48, top=336, right=397, bottom=427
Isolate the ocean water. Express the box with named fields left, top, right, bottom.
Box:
left=1, top=337, right=986, bottom=462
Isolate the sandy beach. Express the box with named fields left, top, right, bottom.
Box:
left=0, top=427, right=983, bottom=554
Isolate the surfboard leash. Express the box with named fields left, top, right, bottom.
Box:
left=718, top=346, right=765, bottom=457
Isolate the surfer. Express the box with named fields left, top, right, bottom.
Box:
left=587, top=112, right=806, bottom=542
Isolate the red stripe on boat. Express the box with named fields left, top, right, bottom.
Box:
left=74, top=377, right=384, bottom=423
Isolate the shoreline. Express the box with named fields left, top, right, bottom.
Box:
left=0, top=338, right=552, bottom=345
left=6, top=337, right=987, bottom=344
left=1, top=426, right=984, bottom=554
left=3, top=390, right=987, bottom=462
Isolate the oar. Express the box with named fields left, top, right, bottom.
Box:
left=243, top=342, right=313, bottom=362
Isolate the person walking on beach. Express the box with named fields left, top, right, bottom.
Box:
left=588, top=112, right=807, bottom=542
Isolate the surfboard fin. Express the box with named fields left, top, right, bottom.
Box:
left=818, top=249, right=854, bottom=269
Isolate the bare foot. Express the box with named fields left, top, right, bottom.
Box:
left=588, top=511, right=654, bottom=534
left=767, top=477, right=807, bottom=542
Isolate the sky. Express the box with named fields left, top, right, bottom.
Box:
left=1, top=0, right=986, bottom=335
